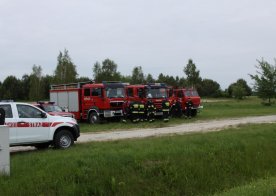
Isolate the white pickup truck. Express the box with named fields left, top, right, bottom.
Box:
left=0, top=102, right=80, bottom=149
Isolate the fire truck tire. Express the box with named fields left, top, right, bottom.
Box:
left=89, top=112, right=99, bottom=124
left=53, top=129, right=74, bottom=149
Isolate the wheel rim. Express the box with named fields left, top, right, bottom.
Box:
left=90, top=114, right=98, bottom=123
left=60, top=135, right=71, bottom=148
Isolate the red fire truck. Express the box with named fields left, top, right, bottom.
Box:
left=50, top=81, right=125, bottom=124
left=125, top=83, right=170, bottom=121
left=169, top=88, right=202, bottom=117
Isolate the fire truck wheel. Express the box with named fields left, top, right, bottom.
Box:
left=89, top=112, right=99, bottom=124
left=53, top=130, right=74, bottom=149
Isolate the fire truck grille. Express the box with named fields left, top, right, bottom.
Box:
left=110, top=101, right=124, bottom=108
left=154, top=102, right=162, bottom=109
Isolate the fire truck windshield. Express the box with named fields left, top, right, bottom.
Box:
left=105, top=87, right=125, bottom=98
left=146, top=88, right=167, bottom=98
left=191, top=90, right=199, bottom=96
left=184, top=90, right=199, bottom=97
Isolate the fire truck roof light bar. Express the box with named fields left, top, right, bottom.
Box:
left=0, top=100, right=14, bottom=102
left=102, top=81, right=122, bottom=84
left=147, top=83, right=167, bottom=87
left=51, top=81, right=93, bottom=90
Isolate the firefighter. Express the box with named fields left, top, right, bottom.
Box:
left=129, top=102, right=140, bottom=123
left=122, top=101, right=129, bottom=123
left=146, top=100, right=155, bottom=122
left=138, top=102, right=145, bottom=122
left=162, top=100, right=170, bottom=122
left=170, top=101, right=182, bottom=118
left=185, top=97, right=193, bottom=119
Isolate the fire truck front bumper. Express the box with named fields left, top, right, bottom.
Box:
left=103, top=110, right=123, bottom=118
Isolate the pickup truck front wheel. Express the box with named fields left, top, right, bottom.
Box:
left=54, top=130, right=74, bottom=149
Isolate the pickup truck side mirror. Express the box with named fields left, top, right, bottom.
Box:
left=41, top=112, right=47, bottom=118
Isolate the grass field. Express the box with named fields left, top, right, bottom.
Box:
left=80, top=97, right=276, bottom=133
left=1, top=123, right=276, bottom=195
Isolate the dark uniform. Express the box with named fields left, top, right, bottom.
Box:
left=138, top=102, right=145, bottom=122
left=146, top=101, right=156, bottom=122
left=130, top=102, right=140, bottom=122
left=122, top=101, right=129, bottom=123
left=185, top=98, right=193, bottom=119
left=162, top=100, right=170, bottom=122
left=171, top=101, right=182, bottom=118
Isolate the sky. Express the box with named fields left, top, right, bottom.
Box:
left=0, top=0, right=275, bottom=89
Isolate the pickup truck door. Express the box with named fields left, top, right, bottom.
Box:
left=0, top=104, right=17, bottom=144
left=15, top=104, right=50, bottom=143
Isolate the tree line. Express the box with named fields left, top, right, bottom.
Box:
left=0, top=49, right=275, bottom=103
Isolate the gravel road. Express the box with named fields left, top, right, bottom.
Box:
left=77, top=115, right=276, bottom=143
left=10, top=115, right=276, bottom=152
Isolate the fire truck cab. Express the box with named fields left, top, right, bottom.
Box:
left=170, top=88, right=202, bottom=117
left=125, top=83, right=170, bottom=121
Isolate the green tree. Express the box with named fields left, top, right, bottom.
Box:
left=201, top=79, right=221, bottom=97
left=236, top=79, right=252, bottom=96
left=250, top=59, right=276, bottom=104
left=228, top=79, right=252, bottom=97
left=131, top=66, right=144, bottom=84
left=76, top=77, right=91, bottom=83
left=29, top=65, right=44, bottom=101
left=41, top=75, right=54, bottom=100
left=145, top=74, right=155, bottom=83
left=1, top=76, right=21, bottom=100
left=92, top=59, right=121, bottom=82
left=54, top=49, right=78, bottom=84
left=93, top=61, right=102, bottom=82
left=157, top=73, right=165, bottom=83
left=183, top=59, right=202, bottom=88
left=120, top=75, right=132, bottom=83
left=178, top=77, right=187, bottom=87
left=20, top=74, right=31, bottom=100
left=232, top=83, right=246, bottom=99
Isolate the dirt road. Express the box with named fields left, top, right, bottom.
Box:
left=77, top=115, right=276, bottom=143
left=10, top=115, right=276, bottom=152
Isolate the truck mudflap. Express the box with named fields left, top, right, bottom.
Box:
left=103, top=110, right=123, bottom=118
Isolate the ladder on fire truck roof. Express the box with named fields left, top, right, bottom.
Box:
left=50, top=81, right=93, bottom=90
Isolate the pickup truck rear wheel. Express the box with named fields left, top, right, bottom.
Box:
left=54, top=130, right=74, bottom=149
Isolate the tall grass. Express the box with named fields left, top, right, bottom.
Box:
left=1, top=123, right=276, bottom=195
left=215, top=176, right=276, bottom=196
